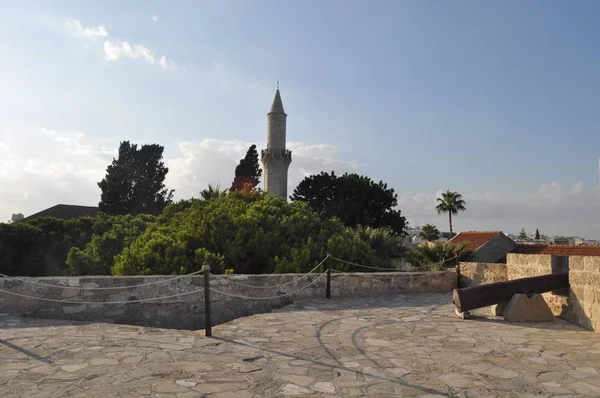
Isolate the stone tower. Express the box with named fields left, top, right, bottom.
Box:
left=261, top=89, right=292, bottom=198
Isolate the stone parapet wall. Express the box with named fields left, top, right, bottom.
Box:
left=506, top=253, right=553, bottom=279
left=0, top=271, right=455, bottom=330
left=458, top=262, right=508, bottom=288
left=565, top=256, right=600, bottom=331
left=506, top=253, right=568, bottom=316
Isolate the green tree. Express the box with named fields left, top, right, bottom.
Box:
left=519, top=228, right=527, bottom=240
left=231, top=144, right=262, bottom=192
left=98, top=141, right=174, bottom=216
left=435, top=190, right=466, bottom=237
left=290, top=171, right=406, bottom=235
left=535, top=228, right=540, bottom=240
left=419, top=224, right=440, bottom=242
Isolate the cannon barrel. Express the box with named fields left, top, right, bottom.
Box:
left=452, top=272, right=569, bottom=313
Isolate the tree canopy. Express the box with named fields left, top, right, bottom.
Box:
left=98, top=141, right=174, bottom=216
left=231, top=144, right=262, bottom=192
left=112, top=192, right=380, bottom=275
left=435, top=190, right=466, bottom=236
left=290, top=171, right=406, bottom=235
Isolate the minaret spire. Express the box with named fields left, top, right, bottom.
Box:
left=261, top=87, right=292, bottom=199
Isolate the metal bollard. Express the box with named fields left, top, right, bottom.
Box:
left=202, top=262, right=212, bottom=337
left=326, top=254, right=331, bottom=299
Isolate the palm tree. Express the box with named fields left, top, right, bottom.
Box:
left=349, top=225, right=407, bottom=264
left=408, top=242, right=471, bottom=271
left=435, top=190, right=466, bottom=237
left=419, top=224, right=440, bottom=242
left=200, top=184, right=227, bottom=200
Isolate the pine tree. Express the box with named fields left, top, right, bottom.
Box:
left=231, top=145, right=262, bottom=192
left=98, top=141, right=174, bottom=215
left=535, top=228, right=540, bottom=240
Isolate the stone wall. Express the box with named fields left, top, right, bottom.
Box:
left=0, top=271, right=455, bottom=330
left=458, top=262, right=508, bottom=288
left=565, top=256, right=600, bottom=331
left=506, top=253, right=568, bottom=316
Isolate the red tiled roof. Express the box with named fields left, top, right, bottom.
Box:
left=449, top=231, right=502, bottom=252
left=511, top=244, right=600, bottom=257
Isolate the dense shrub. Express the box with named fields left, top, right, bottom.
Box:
left=66, top=214, right=156, bottom=275
left=112, top=193, right=378, bottom=275
left=0, top=215, right=115, bottom=276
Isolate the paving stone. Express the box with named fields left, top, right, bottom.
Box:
left=1, top=293, right=600, bottom=397
left=279, top=384, right=313, bottom=395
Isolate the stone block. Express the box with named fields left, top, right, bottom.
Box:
left=570, top=256, right=584, bottom=270
left=584, top=287, right=596, bottom=304
left=570, top=286, right=584, bottom=302
left=569, top=271, right=590, bottom=286
left=584, top=257, right=600, bottom=273
left=503, top=294, right=554, bottom=323
left=490, top=300, right=510, bottom=316
left=61, top=288, right=81, bottom=298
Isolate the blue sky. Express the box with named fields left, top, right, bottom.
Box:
left=1, top=1, right=599, bottom=238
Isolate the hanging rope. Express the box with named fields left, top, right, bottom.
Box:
left=0, top=270, right=204, bottom=290
left=210, top=272, right=327, bottom=300
left=219, top=256, right=328, bottom=290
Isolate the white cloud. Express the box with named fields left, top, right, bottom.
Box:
left=152, top=16, right=159, bottom=22
left=66, top=19, right=108, bottom=40
left=39, top=128, right=116, bottom=162
left=104, top=40, right=156, bottom=64
left=0, top=134, right=361, bottom=221
left=166, top=139, right=362, bottom=200
left=4, top=130, right=599, bottom=239
left=159, top=55, right=177, bottom=70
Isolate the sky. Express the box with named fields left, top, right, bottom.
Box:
left=1, top=0, right=599, bottom=238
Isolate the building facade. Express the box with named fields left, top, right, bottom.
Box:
left=261, top=89, right=292, bottom=199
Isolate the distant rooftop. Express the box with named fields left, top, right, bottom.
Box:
left=449, top=231, right=503, bottom=252
left=512, top=244, right=600, bottom=257
left=21, top=204, right=99, bottom=222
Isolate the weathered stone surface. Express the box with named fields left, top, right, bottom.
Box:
left=491, top=300, right=510, bottom=316
left=504, top=294, right=554, bottom=322
left=459, top=262, right=508, bottom=288
left=1, top=293, right=600, bottom=397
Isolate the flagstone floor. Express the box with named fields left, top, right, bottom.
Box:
left=1, top=293, right=600, bottom=397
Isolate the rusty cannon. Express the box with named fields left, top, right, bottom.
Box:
left=452, top=272, right=569, bottom=319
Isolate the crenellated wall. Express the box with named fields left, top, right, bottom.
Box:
left=0, top=271, right=456, bottom=330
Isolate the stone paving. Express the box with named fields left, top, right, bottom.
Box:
left=1, top=293, right=600, bottom=397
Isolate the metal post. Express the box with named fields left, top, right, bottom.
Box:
left=326, top=254, right=331, bottom=299
left=456, top=256, right=461, bottom=288
left=202, top=262, right=212, bottom=337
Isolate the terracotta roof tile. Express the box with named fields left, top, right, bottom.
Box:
left=511, top=244, right=600, bottom=257
left=449, top=231, right=502, bottom=252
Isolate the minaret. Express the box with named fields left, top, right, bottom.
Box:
left=261, top=87, right=292, bottom=198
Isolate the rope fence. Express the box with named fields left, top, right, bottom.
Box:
left=0, top=253, right=459, bottom=337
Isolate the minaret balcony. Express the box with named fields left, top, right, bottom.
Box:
left=261, top=148, right=292, bottom=160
